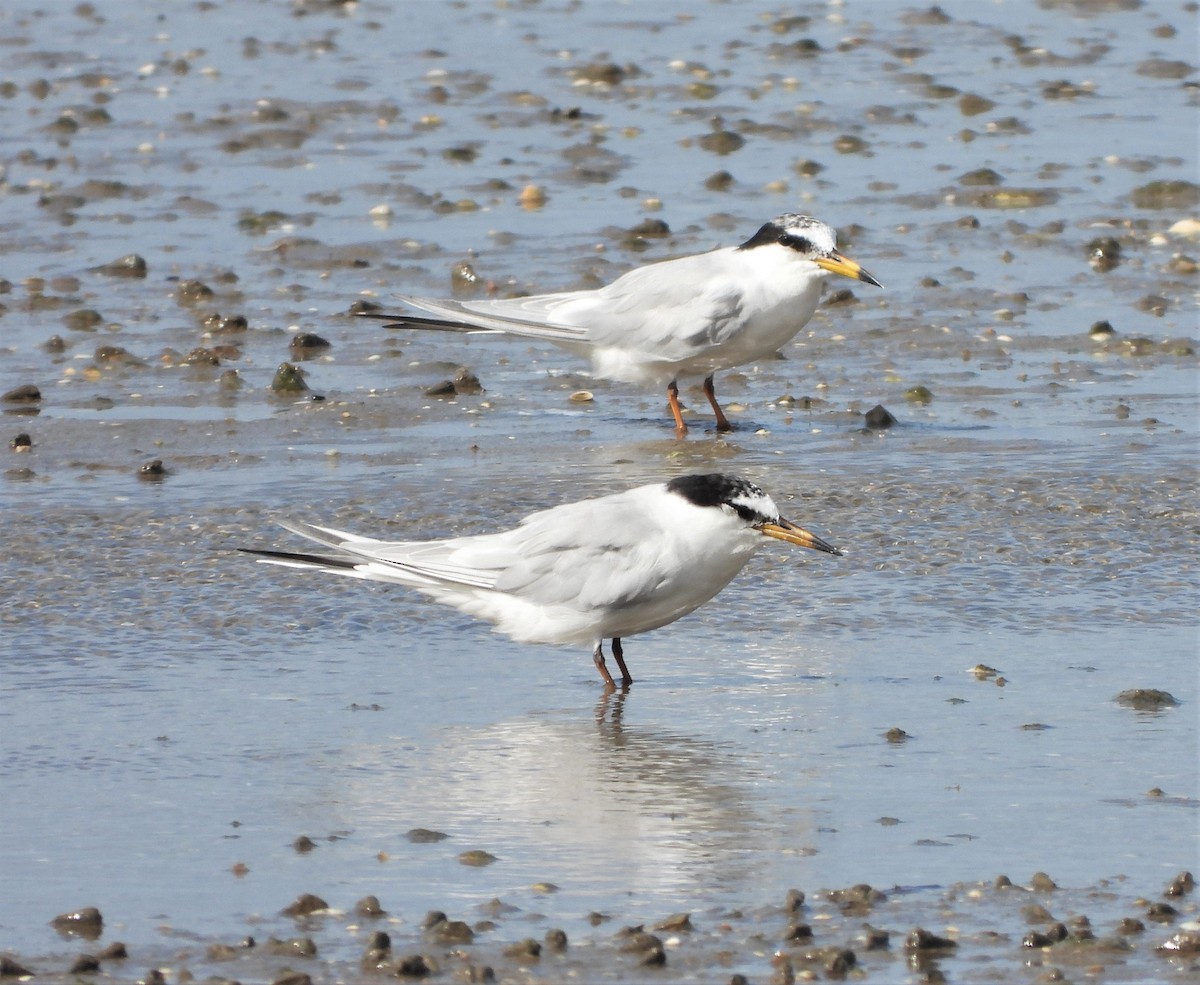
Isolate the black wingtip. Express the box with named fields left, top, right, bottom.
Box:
left=239, top=547, right=359, bottom=570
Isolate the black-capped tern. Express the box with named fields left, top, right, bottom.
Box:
left=242, top=473, right=841, bottom=688
left=357, top=214, right=881, bottom=435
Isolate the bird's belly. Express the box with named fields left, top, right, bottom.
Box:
left=586, top=307, right=818, bottom=386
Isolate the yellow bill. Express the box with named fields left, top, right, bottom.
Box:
left=759, top=518, right=842, bottom=556
left=814, top=251, right=883, bottom=288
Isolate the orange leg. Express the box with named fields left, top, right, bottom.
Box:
left=592, top=641, right=616, bottom=688
left=703, top=375, right=733, bottom=432
left=667, top=380, right=688, bottom=437
left=611, top=638, right=633, bottom=688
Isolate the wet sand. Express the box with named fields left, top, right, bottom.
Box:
left=1, top=0, right=1197, bottom=982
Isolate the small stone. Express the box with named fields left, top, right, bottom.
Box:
left=271, top=363, right=309, bottom=393
left=289, top=333, right=331, bottom=358
left=355, top=895, right=386, bottom=917
left=458, top=849, right=497, bottom=867
left=864, top=404, right=897, bottom=429
left=428, top=920, right=474, bottom=944
left=0, top=956, right=34, bottom=977
left=654, top=913, right=692, bottom=932
left=1146, top=901, right=1178, bottom=923
left=699, top=128, right=744, bottom=155
left=833, top=134, right=868, bottom=154
left=1130, top=179, right=1200, bottom=210
left=705, top=170, right=734, bottom=191
left=502, top=938, right=540, bottom=960
left=3, top=384, right=42, bottom=402
left=97, top=942, right=127, bottom=959
left=620, top=931, right=666, bottom=966
left=64, top=308, right=104, bottom=332
left=1115, top=689, right=1178, bottom=710
left=784, top=922, right=813, bottom=942
left=824, top=949, right=856, bottom=975
left=859, top=925, right=889, bottom=950
left=1136, top=293, right=1171, bottom=317
left=204, top=313, right=249, bottom=333
left=395, top=954, right=433, bottom=977
left=543, top=929, right=568, bottom=952
left=959, top=167, right=1003, bottom=186
left=69, top=954, right=100, bottom=974
left=406, top=828, right=449, bottom=843
left=1158, top=929, right=1200, bottom=954
left=265, top=936, right=318, bottom=958
left=51, top=907, right=103, bottom=938
left=1087, top=236, right=1121, bottom=272
left=569, top=390, right=594, bottom=403
left=451, top=367, right=484, bottom=394
left=282, top=893, right=329, bottom=917
left=828, top=884, right=886, bottom=914
left=183, top=347, right=221, bottom=366
left=1030, top=872, right=1059, bottom=892
left=92, top=254, right=148, bottom=278
left=1166, top=871, right=1194, bottom=896
left=175, top=279, right=215, bottom=304
left=959, top=93, right=996, bottom=115
left=904, top=927, right=957, bottom=950
left=518, top=184, right=547, bottom=209
left=270, top=972, right=313, bottom=985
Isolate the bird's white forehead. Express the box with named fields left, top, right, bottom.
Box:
left=729, top=487, right=778, bottom=520
left=773, top=213, right=837, bottom=252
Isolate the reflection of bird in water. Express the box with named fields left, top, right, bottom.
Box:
left=358, top=214, right=881, bottom=435
left=242, top=473, right=841, bottom=689
left=324, top=690, right=778, bottom=901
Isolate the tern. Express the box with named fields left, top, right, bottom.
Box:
left=241, top=473, right=841, bottom=688
left=357, top=213, right=881, bottom=435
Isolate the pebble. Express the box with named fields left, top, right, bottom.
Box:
left=51, top=906, right=103, bottom=938
left=355, top=895, right=386, bottom=917
left=271, top=362, right=309, bottom=393
left=90, top=253, right=148, bottom=278
left=2, top=384, right=41, bottom=402
left=863, top=404, right=897, bottom=429
left=1115, top=689, right=1179, bottom=710
left=282, top=893, right=329, bottom=917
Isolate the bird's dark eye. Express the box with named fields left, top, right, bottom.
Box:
left=727, top=502, right=760, bottom=523
left=780, top=233, right=814, bottom=254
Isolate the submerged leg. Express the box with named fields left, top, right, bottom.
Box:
left=666, top=380, right=688, bottom=437
left=592, top=640, right=617, bottom=688
left=703, top=375, right=733, bottom=432
left=611, top=637, right=633, bottom=688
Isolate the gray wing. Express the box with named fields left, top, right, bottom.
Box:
left=386, top=248, right=749, bottom=361
left=483, top=495, right=673, bottom=611
left=267, top=496, right=671, bottom=610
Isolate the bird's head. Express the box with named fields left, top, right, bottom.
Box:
left=666, top=473, right=842, bottom=556
left=738, top=213, right=882, bottom=289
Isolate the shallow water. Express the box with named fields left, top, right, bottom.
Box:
left=1, top=0, right=1197, bottom=981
